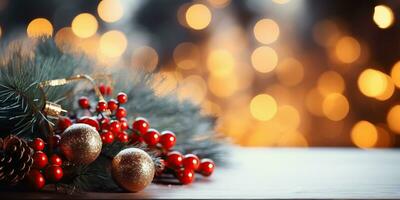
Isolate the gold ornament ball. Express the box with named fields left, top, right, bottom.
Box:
left=112, top=148, right=155, bottom=192
left=60, top=123, right=102, bottom=165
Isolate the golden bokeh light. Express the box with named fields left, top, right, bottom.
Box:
left=357, top=69, right=388, bottom=98
left=272, top=0, right=291, bottom=4
left=131, top=46, right=159, bottom=72
left=276, top=58, right=304, bottom=86
left=185, top=4, right=212, bottom=30
left=351, top=120, right=378, bottom=148
left=207, top=0, right=231, bottom=8
left=273, top=105, right=301, bottom=132
left=313, top=20, right=341, bottom=47
left=322, top=93, right=349, bottom=121
left=251, top=46, right=278, bottom=73
left=177, top=75, right=207, bottom=104
left=253, top=18, right=280, bottom=45
left=97, top=0, right=124, bottom=23
left=375, top=75, right=394, bottom=101
left=27, top=18, right=53, bottom=38
left=173, top=42, right=200, bottom=70
left=305, top=88, right=324, bottom=117
left=54, top=27, right=78, bottom=49
left=387, top=105, right=400, bottom=134
left=207, top=74, right=238, bottom=98
left=390, top=61, right=400, bottom=88
left=335, top=36, right=361, bottom=64
left=375, top=125, right=392, bottom=148
left=250, top=94, right=278, bottom=121
left=317, top=70, right=345, bottom=96
left=207, top=49, right=234, bottom=77
left=277, top=131, right=308, bottom=147
left=71, top=13, right=98, bottom=38
left=373, top=5, right=394, bottom=29
left=99, top=30, right=127, bottom=58
left=201, top=100, right=222, bottom=116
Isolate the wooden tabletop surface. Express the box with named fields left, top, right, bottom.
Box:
left=3, top=147, right=400, bottom=199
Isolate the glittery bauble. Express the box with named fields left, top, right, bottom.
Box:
left=111, top=148, right=155, bottom=192
left=60, top=123, right=102, bottom=165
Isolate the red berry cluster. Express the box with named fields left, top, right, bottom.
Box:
left=25, top=138, right=64, bottom=190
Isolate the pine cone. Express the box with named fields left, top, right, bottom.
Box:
left=0, top=135, right=34, bottom=186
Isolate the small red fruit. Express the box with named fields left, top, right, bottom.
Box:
left=198, top=159, right=215, bottom=177
left=78, top=116, right=100, bottom=131
left=98, top=117, right=110, bottom=130
left=26, top=169, right=45, bottom=190
left=33, top=151, right=48, bottom=169
left=176, top=168, right=195, bottom=185
left=96, top=100, right=108, bottom=112
left=131, top=133, right=143, bottom=143
left=107, top=99, right=119, bottom=111
left=117, top=92, right=128, bottom=104
left=51, top=135, right=61, bottom=147
left=117, top=132, right=129, bottom=143
left=160, top=131, right=176, bottom=150
left=182, top=154, right=200, bottom=170
left=30, top=138, right=45, bottom=151
left=99, top=83, right=106, bottom=95
left=115, top=107, right=127, bottom=119
left=109, top=120, right=121, bottom=134
left=119, top=118, right=129, bottom=131
left=105, top=85, right=113, bottom=96
left=57, top=116, right=73, bottom=131
left=45, top=165, right=63, bottom=182
left=49, top=154, right=62, bottom=166
left=143, top=129, right=160, bottom=146
left=78, top=96, right=90, bottom=109
left=132, top=117, right=149, bottom=134
left=166, top=151, right=183, bottom=169
left=101, top=130, right=114, bottom=144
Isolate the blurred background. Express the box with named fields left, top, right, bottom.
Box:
left=1, top=0, right=400, bottom=148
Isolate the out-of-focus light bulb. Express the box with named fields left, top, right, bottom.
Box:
left=373, top=5, right=394, bottom=29
left=71, top=13, right=98, bottom=38
left=99, top=30, right=127, bottom=58
left=250, top=94, right=278, bottom=121
left=351, top=121, right=378, bottom=148
left=185, top=4, right=212, bottom=30
left=251, top=46, right=278, bottom=73
left=253, top=19, right=280, bottom=45
left=97, top=0, right=124, bottom=23
left=27, top=18, right=53, bottom=38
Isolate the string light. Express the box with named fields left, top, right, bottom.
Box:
left=131, top=46, right=159, bottom=72
left=351, top=121, right=378, bottom=148
left=27, top=18, right=53, bottom=38
left=317, top=71, right=345, bottom=96
left=71, top=13, right=98, bottom=38
left=387, top=105, right=400, bottom=134
left=373, top=5, right=394, bottom=29
left=335, top=36, right=361, bottom=64
left=185, top=4, right=212, bottom=30
left=250, top=94, right=278, bottom=121
left=99, top=30, right=127, bottom=58
left=358, top=69, right=388, bottom=98
left=322, top=93, right=349, bottom=121
left=253, top=19, right=280, bottom=45
left=97, top=0, right=124, bottom=23
left=251, top=46, right=278, bottom=73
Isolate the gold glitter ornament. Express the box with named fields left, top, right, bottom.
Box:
left=111, top=148, right=155, bottom=192
left=60, top=123, right=102, bottom=165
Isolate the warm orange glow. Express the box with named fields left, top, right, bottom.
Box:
left=71, top=13, right=98, bottom=38
left=375, top=75, right=394, bottom=101
left=276, top=58, right=304, bottom=86
left=207, top=74, right=238, bottom=98
left=207, top=49, right=234, bottom=77
left=207, top=0, right=231, bottom=8
left=54, top=27, right=78, bottom=49
left=99, top=30, right=127, bottom=58
left=351, top=121, right=378, bottom=148
left=251, top=46, right=278, bottom=73
left=335, top=36, right=361, bottom=64
left=27, top=18, right=53, bottom=38
left=152, top=71, right=180, bottom=96
left=375, top=125, right=392, bottom=148
left=322, top=93, right=349, bottom=121
left=278, top=131, right=308, bottom=147
left=305, top=88, right=324, bottom=117
left=177, top=75, right=207, bottom=104
left=97, top=0, right=124, bottom=23
left=387, top=105, right=400, bottom=134
left=390, top=61, right=400, bottom=88
left=131, top=46, right=159, bottom=72
left=373, top=5, right=394, bottom=29
left=253, top=19, right=280, bottom=44
left=273, top=105, right=301, bottom=132
left=317, top=71, right=345, bottom=96
left=313, top=20, right=341, bottom=47
left=185, top=4, right=212, bottom=30
left=202, top=100, right=222, bottom=116
left=173, top=42, right=200, bottom=70
left=358, top=69, right=388, bottom=98
left=250, top=94, right=278, bottom=121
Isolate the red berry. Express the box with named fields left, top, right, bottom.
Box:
left=51, top=135, right=61, bottom=147
left=131, top=133, right=143, bottom=143
left=198, top=159, right=215, bottom=176
left=101, top=130, right=114, bottom=144
left=78, top=96, right=90, bottom=109
left=132, top=117, right=149, bottom=134
left=176, top=168, right=195, bottom=185
left=57, top=116, right=73, bottom=131
left=96, top=100, right=108, bottom=112
left=105, top=85, right=113, bottom=96
left=119, top=118, right=129, bottom=131
left=26, top=169, right=45, bottom=190
left=166, top=151, right=183, bottom=169
left=78, top=116, right=100, bottom=131
left=109, top=120, right=121, bottom=134
left=107, top=99, right=119, bottom=111
left=99, top=83, right=106, bottom=95
left=33, top=151, right=48, bottom=169
left=49, top=154, right=62, bottom=166
left=115, top=107, right=127, bottom=119
left=160, top=131, right=176, bottom=150
left=30, top=138, right=45, bottom=151
left=143, top=129, right=160, bottom=146
left=117, top=92, right=128, bottom=104
left=182, top=154, right=200, bottom=170
left=117, top=132, right=129, bottom=143
left=44, top=165, right=63, bottom=182
left=98, top=117, right=110, bottom=130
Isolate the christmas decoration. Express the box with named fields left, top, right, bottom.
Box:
left=59, top=124, right=102, bottom=165
left=0, top=135, right=34, bottom=185
left=111, top=148, right=155, bottom=192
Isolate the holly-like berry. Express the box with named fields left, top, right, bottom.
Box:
left=30, top=138, right=45, bottom=151
left=107, top=99, right=119, bottom=111
left=198, top=159, right=215, bottom=177
left=78, top=116, right=100, bottom=131
left=166, top=151, right=183, bottom=169
left=105, top=85, right=113, bottom=96
left=117, top=132, right=129, bottom=143
left=132, top=117, right=149, bottom=134
left=176, top=168, right=195, bottom=185
left=45, top=165, right=63, bottom=182
left=115, top=107, right=127, bottom=119
left=131, top=133, right=143, bottom=143
left=117, top=92, right=128, bottom=104
left=96, top=100, right=108, bottom=112
left=119, top=118, right=129, bottom=131
left=143, top=129, right=160, bottom=146
left=101, top=130, right=114, bottom=144
left=26, top=169, right=45, bottom=190
left=57, top=116, right=73, bottom=131
left=160, top=131, right=176, bottom=150
left=51, top=135, right=61, bottom=147
left=182, top=154, right=200, bottom=170
left=99, top=117, right=110, bottom=130
left=33, top=151, right=48, bottom=169
left=109, top=120, right=121, bottom=134
left=99, top=83, right=107, bottom=95
left=49, top=154, right=62, bottom=166
left=78, top=96, right=90, bottom=109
